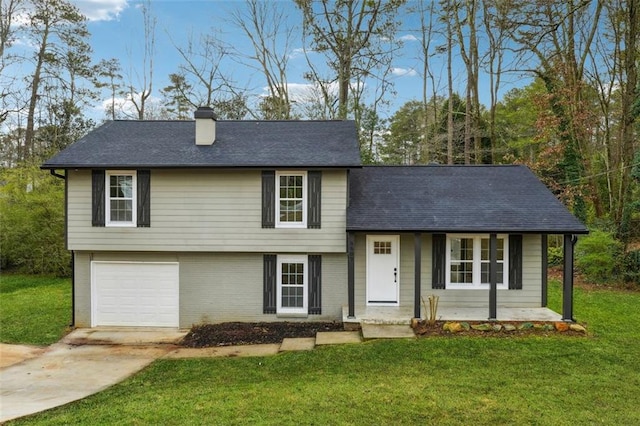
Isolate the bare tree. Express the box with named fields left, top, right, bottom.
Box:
left=94, top=58, right=123, bottom=121
left=295, top=0, right=406, bottom=120
left=0, top=0, right=25, bottom=125
left=231, top=0, right=295, bottom=119
left=123, top=0, right=156, bottom=120
left=21, top=0, right=91, bottom=161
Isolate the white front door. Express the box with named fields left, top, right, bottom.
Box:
left=366, top=235, right=400, bottom=305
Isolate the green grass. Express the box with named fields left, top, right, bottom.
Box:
left=0, top=274, right=71, bottom=345
left=8, top=280, right=640, bottom=425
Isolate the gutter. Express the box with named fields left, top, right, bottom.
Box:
left=48, top=169, right=74, bottom=327
left=49, top=169, right=66, bottom=180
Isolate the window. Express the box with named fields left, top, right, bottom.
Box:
left=373, top=241, right=392, bottom=254
left=277, top=255, right=308, bottom=314
left=276, top=171, right=307, bottom=228
left=446, top=235, right=508, bottom=288
left=106, top=171, right=136, bottom=226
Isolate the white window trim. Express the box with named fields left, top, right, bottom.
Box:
left=446, top=234, right=509, bottom=289
left=106, top=170, right=137, bottom=227
left=276, top=255, right=308, bottom=314
left=275, top=171, right=307, bottom=228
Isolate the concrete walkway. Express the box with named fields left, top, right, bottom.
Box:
left=1, top=326, right=414, bottom=422
left=0, top=342, right=173, bottom=422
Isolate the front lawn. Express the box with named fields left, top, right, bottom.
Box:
left=10, top=281, right=640, bottom=425
left=0, top=274, right=71, bottom=345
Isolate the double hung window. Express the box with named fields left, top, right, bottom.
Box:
left=276, top=171, right=307, bottom=228
left=447, top=235, right=508, bottom=288
left=106, top=171, right=136, bottom=226
left=277, top=255, right=308, bottom=314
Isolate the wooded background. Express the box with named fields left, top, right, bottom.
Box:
left=1, top=0, right=638, bottom=281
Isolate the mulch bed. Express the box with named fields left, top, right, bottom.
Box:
left=181, top=322, right=344, bottom=347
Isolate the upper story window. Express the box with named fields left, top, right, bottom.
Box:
left=446, top=234, right=508, bottom=288
left=276, top=171, right=307, bottom=228
left=106, top=171, right=137, bottom=227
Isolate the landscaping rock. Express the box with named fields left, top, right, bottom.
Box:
left=491, top=324, right=503, bottom=332
left=555, top=322, right=570, bottom=332
left=518, top=322, right=534, bottom=330
left=542, top=324, right=555, bottom=331
left=443, top=322, right=464, bottom=333
left=460, top=322, right=470, bottom=331
left=503, top=324, right=516, bottom=332
left=570, top=324, right=587, bottom=333
left=471, top=323, right=492, bottom=331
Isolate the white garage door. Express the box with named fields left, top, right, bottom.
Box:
left=92, top=262, right=179, bottom=327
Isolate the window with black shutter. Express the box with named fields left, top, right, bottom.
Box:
left=308, top=255, right=322, bottom=314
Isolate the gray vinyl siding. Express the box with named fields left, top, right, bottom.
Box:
left=353, top=233, right=543, bottom=310
left=74, top=251, right=347, bottom=328
left=67, top=169, right=347, bottom=253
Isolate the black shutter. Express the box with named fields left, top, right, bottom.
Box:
left=509, top=235, right=523, bottom=290
left=432, top=234, right=446, bottom=289
left=263, top=254, right=277, bottom=314
left=91, top=170, right=105, bottom=227
left=137, top=170, right=151, bottom=227
left=308, top=255, right=322, bottom=314
left=262, top=171, right=275, bottom=228
left=307, top=171, right=322, bottom=229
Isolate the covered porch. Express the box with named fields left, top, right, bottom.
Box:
left=346, top=166, right=589, bottom=327
left=346, top=232, right=579, bottom=325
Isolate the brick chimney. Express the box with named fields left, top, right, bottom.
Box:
left=194, top=106, right=216, bottom=145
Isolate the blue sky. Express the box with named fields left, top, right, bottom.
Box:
left=69, top=0, right=526, bottom=120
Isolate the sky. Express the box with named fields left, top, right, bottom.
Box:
left=44, top=1, right=529, bottom=121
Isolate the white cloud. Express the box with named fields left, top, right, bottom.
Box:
left=259, top=82, right=342, bottom=104
left=98, top=91, right=162, bottom=118
left=70, top=0, right=129, bottom=22
left=391, top=67, right=417, bottom=77
left=399, top=34, right=418, bottom=42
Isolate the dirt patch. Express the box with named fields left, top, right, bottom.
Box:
left=181, top=322, right=343, bottom=347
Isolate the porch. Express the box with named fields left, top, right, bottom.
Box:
left=342, top=305, right=562, bottom=327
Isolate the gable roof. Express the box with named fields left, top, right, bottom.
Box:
left=347, top=165, right=588, bottom=234
left=42, top=120, right=361, bottom=169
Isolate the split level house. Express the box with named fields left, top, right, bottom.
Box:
left=42, top=107, right=588, bottom=329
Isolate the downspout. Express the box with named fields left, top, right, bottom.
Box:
left=49, top=169, right=65, bottom=180
left=49, top=169, right=74, bottom=327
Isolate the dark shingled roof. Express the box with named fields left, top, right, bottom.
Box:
left=42, top=120, right=361, bottom=169
left=347, top=165, right=588, bottom=234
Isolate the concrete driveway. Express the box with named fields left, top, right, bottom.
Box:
left=0, top=329, right=186, bottom=422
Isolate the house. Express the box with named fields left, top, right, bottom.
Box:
left=42, top=107, right=588, bottom=329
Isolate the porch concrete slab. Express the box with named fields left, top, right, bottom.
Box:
left=315, top=331, right=362, bottom=345
left=361, top=324, right=416, bottom=340
left=279, top=338, right=316, bottom=352
left=165, top=344, right=281, bottom=359
left=0, top=344, right=46, bottom=369
left=62, top=327, right=188, bottom=346
left=437, top=307, right=562, bottom=322
left=343, top=305, right=562, bottom=324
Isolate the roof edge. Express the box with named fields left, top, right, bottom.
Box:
left=345, top=228, right=589, bottom=234
left=41, top=164, right=364, bottom=170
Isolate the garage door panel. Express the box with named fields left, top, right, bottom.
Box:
left=92, top=262, right=179, bottom=327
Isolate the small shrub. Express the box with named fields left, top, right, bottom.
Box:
left=622, top=250, right=640, bottom=285
left=548, top=246, right=564, bottom=266
left=575, top=230, right=623, bottom=284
